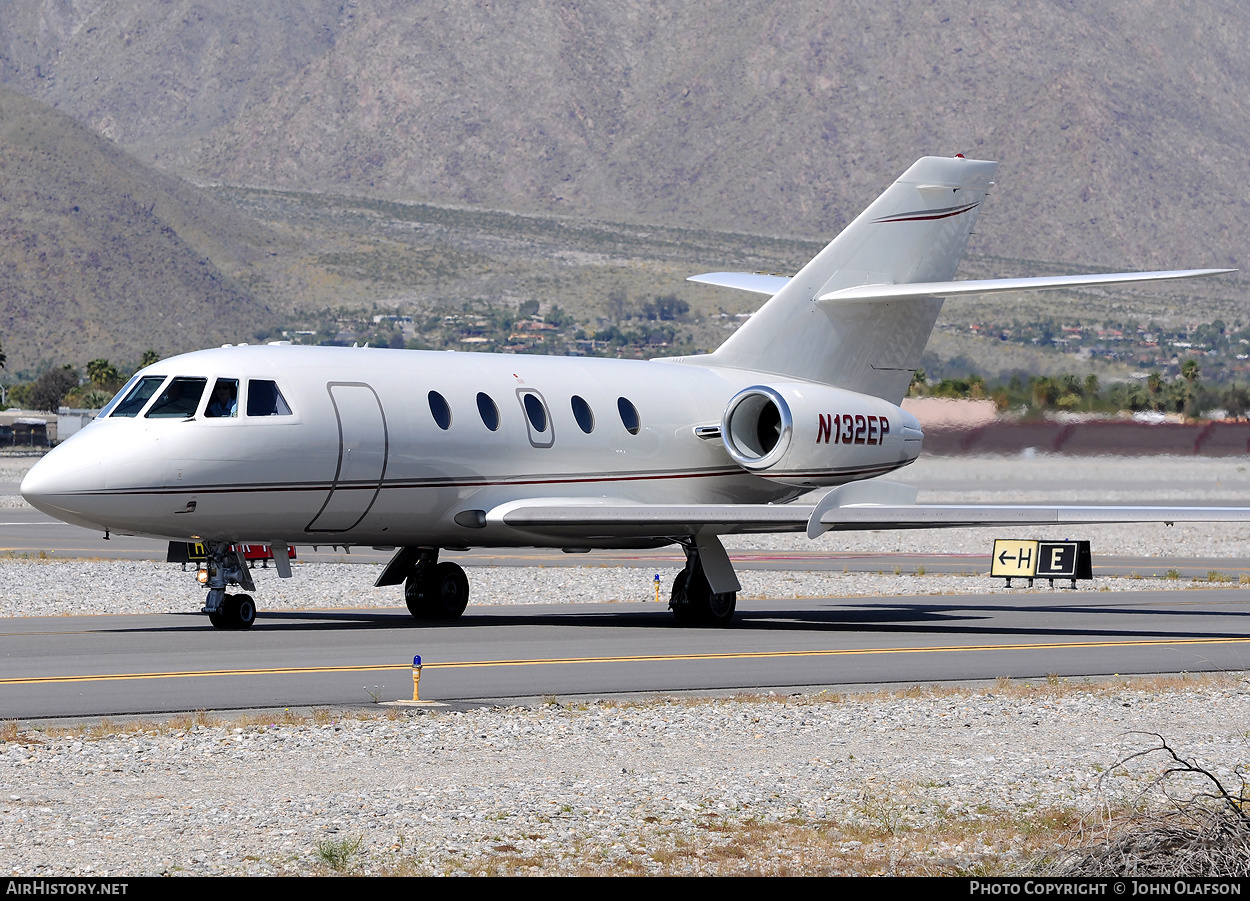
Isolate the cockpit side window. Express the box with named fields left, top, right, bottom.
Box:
left=146, top=377, right=208, bottom=419
left=205, top=379, right=239, bottom=418
left=98, top=374, right=144, bottom=419
left=108, top=376, right=167, bottom=418
left=246, top=380, right=293, bottom=416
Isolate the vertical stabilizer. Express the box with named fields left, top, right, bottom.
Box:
left=707, top=157, right=997, bottom=403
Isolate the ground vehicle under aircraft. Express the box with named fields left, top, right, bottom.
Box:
left=21, top=156, right=1240, bottom=629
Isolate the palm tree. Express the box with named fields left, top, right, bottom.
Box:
left=86, top=359, right=122, bottom=389
left=1180, top=359, right=1201, bottom=415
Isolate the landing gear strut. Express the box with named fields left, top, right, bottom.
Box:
left=393, top=548, right=470, bottom=621
left=669, top=541, right=737, bottom=627
left=202, top=542, right=258, bottom=630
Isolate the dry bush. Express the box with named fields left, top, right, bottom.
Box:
left=1056, top=733, right=1250, bottom=876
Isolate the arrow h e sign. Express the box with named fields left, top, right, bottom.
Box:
left=990, top=539, right=1039, bottom=578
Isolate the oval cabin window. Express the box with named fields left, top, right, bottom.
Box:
left=477, top=392, right=499, bottom=431
left=523, top=392, right=548, bottom=433
left=617, top=397, right=640, bottom=435
left=428, top=391, right=452, bottom=430
left=571, top=395, right=594, bottom=433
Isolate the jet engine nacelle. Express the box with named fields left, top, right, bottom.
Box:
left=720, top=383, right=921, bottom=487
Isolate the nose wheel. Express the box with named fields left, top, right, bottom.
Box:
left=201, top=542, right=260, bottom=629
left=208, top=593, right=257, bottom=630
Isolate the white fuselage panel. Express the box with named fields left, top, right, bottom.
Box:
left=21, top=345, right=920, bottom=548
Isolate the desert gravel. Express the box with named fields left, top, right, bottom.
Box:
left=3, top=682, right=1248, bottom=876
left=3, top=453, right=1250, bottom=875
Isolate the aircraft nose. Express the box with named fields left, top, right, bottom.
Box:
left=19, top=441, right=102, bottom=520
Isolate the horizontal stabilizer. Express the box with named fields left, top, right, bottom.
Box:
left=687, top=272, right=792, bottom=295
left=817, top=269, right=1236, bottom=304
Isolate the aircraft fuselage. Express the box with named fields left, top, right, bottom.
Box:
left=22, top=344, right=920, bottom=549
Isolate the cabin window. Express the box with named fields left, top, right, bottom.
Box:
left=247, top=380, right=293, bottom=416
left=571, top=395, right=594, bottom=433
left=523, top=393, right=547, bottom=433
left=205, top=379, right=239, bottom=418
left=146, top=377, right=207, bottom=419
left=617, top=397, right=641, bottom=435
left=103, top=375, right=159, bottom=418
left=477, top=392, right=500, bottom=431
left=516, top=389, right=554, bottom=448
left=428, top=391, right=452, bottom=430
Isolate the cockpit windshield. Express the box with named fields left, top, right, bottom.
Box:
left=108, top=376, right=167, bottom=418
left=146, top=377, right=208, bottom=419
left=97, top=374, right=144, bottom=419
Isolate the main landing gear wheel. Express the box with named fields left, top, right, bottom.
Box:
left=210, top=593, right=256, bottom=630
left=669, top=568, right=737, bottom=627
left=405, top=562, right=469, bottom=620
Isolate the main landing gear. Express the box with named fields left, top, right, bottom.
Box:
left=201, top=542, right=258, bottom=630
left=378, top=541, right=738, bottom=627
left=669, top=541, right=737, bottom=627
left=376, top=548, right=470, bottom=621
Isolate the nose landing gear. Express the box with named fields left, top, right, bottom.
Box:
left=201, top=542, right=258, bottom=630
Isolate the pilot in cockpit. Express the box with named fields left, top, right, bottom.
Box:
left=206, top=380, right=238, bottom=418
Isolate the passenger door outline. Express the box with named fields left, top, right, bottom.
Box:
left=306, top=382, right=389, bottom=532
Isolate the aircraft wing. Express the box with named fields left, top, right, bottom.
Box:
left=486, top=498, right=813, bottom=539
left=487, top=494, right=1250, bottom=542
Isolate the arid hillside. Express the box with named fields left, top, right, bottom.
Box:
left=1, top=1, right=1247, bottom=272
left=0, top=87, right=279, bottom=374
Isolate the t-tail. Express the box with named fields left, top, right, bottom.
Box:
left=691, top=156, right=1232, bottom=405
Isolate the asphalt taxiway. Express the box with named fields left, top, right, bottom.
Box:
left=6, top=453, right=1250, bottom=720
left=4, top=588, right=1249, bottom=719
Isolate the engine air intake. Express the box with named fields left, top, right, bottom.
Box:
left=722, top=386, right=793, bottom=471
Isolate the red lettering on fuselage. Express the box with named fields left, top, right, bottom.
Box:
left=817, top=414, right=891, bottom=445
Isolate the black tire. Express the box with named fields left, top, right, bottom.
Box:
left=224, top=593, right=257, bottom=630
left=702, top=589, right=737, bottom=627
left=669, top=570, right=697, bottom=625
left=404, top=573, right=427, bottom=618
left=669, top=567, right=736, bottom=627
left=208, top=610, right=226, bottom=629
left=405, top=562, right=470, bottom=620
left=426, top=562, right=469, bottom=619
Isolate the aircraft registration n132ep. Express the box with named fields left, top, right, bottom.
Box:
left=20, top=156, right=1242, bottom=629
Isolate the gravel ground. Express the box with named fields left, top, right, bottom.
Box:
left=4, top=453, right=1250, bottom=875
left=3, top=681, right=1248, bottom=876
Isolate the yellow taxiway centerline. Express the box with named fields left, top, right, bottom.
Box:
left=4, top=635, right=1250, bottom=686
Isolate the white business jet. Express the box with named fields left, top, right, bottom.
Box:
left=20, top=156, right=1240, bottom=629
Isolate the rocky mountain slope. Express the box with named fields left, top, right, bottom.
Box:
left=1, top=0, right=1247, bottom=272
left=0, top=87, right=278, bottom=374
